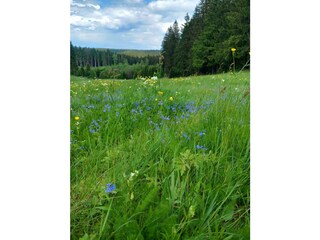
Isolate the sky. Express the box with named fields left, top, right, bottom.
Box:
left=70, top=0, right=199, bottom=50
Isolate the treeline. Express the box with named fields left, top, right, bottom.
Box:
left=70, top=43, right=160, bottom=76
left=73, top=64, right=159, bottom=80
left=161, top=0, right=250, bottom=77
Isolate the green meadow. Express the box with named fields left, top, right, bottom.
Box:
left=70, top=72, right=250, bottom=240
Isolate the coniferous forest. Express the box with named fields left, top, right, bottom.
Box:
left=161, top=0, right=250, bottom=77
left=71, top=0, right=249, bottom=79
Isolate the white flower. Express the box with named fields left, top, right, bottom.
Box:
left=128, top=170, right=139, bottom=181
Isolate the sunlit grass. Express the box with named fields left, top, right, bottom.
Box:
left=71, top=71, right=250, bottom=240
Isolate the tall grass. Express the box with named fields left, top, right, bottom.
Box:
left=70, top=72, right=250, bottom=240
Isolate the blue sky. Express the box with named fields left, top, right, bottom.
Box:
left=70, top=0, right=199, bottom=49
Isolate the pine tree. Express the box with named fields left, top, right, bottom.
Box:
left=70, top=42, right=78, bottom=75
left=161, top=20, right=180, bottom=77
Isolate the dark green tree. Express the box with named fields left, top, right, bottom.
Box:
left=192, top=0, right=250, bottom=73
left=70, top=42, right=78, bottom=75
left=161, top=20, right=181, bottom=77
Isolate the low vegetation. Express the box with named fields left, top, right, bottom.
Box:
left=70, top=71, right=250, bottom=239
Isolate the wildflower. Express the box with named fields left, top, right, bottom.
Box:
left=75, top=116, right=80, bottom=121
left=160, top=115, right=170, bottom=121
left=105, top=183, right=116, bottom=193
left=169, top=96, right=174, bottom=101
left=158, top=91, right=164, bottom=96
left=231, top=48, right=236, bottom=53
left=130, top=192, right=134, bottom=200
left=183, top=133, right=190, bottom=141
left=196, top=145, right=207, bottom=150
left=128, top=170, right=139, bottom=181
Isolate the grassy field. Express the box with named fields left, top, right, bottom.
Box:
left=70, top=72, right=250, bottom=240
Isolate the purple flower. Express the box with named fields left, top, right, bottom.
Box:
left=105, top=183, right=116, bottom=193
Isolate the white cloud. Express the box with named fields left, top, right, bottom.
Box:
left=147, top=0, right=197, bottom=13
left=87, top=4, right=100, bottom=10
left=71, top=1, right=100, bottom=10
left=71, top=2, right=86, bottom=8
left=70, top=0, right=199, bottom=49
left=124, top=0, right=143, bottom=3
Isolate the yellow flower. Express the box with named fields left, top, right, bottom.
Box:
left=169, top=96, right=174, bottom=101
left=75, top=116, right=80, bottom=121
left=231, top=48, right=236, bottom=53
left=155, top=98, right=158, bottom=101
left=158, top=91, right=164, bottom=96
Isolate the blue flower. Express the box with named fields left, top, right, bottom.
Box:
left=103, top=104, right=111, bottom=112
left=196, top=145, right=208, bottom=150
left=199, top=130, right=206, bottom=137
left=160, top=115, right=170, bottom=121
left=183, top=133, right=190, bottom=141
left=105, top=183, right=116, bottom=193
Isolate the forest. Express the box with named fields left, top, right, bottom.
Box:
left=70, top=0, right=249, bottom=79
left=161, top=0, right=250, bottom=77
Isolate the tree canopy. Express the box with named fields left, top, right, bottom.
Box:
left=161, top=0, right=250, bottom=77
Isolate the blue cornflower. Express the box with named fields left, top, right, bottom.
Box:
left=105, top=183, right=116, bottom=193
left=103, top=104, right=111, bottom=112
left=196, top=145, right=208, bottom=150
left=199, top=130, right=206, bottom=137
left=183, top=133, right=190, bottom=141
left=160, top=115, right=170, bottom=121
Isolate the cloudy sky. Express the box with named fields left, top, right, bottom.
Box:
left=70, top=0, right=199, bottom=50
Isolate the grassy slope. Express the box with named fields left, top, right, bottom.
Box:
left=70, top=72, right=250, bottom=240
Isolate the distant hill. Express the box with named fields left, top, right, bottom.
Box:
left=97, top=48, right=160, bottom=57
